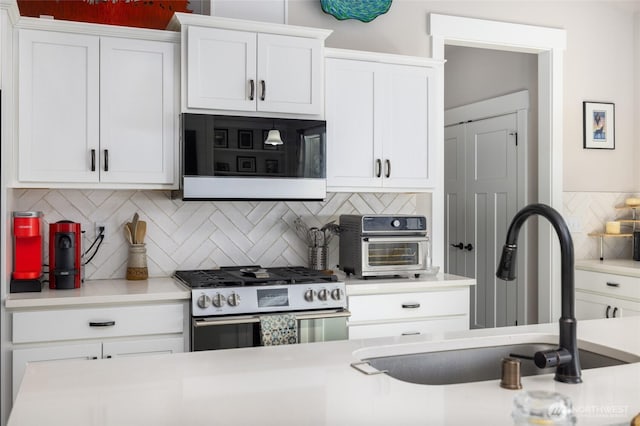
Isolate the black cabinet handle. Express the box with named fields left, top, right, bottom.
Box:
left=260, top=80, right=266, bottom=101
left=401, top=331, right=420, bottom=336
left=606, top=282, right=620, bottom=287
left=402, top=303, right=420, bottom=309
left=612, top=307, right=618, bottom=318
left=375, top=159, right=382, bottom=178
left=90, top=356, right=98, bottom=360
left=89, top=320, right=115, bottom=327
left=451, top=242, right=464, bottom=250
left=90, top=149, right=96, bottom=172
left=103, top=149, right=109, bottom=172
left=384, top=159, right=391, bottom=178
left=605, top=305, right=611, bottom=318
left=464, top=243, right=474, bottom=251
left=249, top=79, right=255, bottom=101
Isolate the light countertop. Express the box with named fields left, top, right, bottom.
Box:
left=4, top=278, right=190, bottom=309
left=8, top=317, right=640, bottom=425
left=344, top=272, right=475, bottom=296
left=576, top=259, right=640, bottom=278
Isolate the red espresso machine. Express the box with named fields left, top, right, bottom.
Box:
left=10, top=211, right=44, bottom=293
left=49, top=221, right=82, bottom=289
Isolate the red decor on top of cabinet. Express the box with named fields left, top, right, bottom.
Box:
left=16, top=0, right=192, bottom=30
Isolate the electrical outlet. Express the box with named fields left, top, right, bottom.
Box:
left=95, top=223, right=107, bottom=238
left=565, top=216, right=582, bottom=233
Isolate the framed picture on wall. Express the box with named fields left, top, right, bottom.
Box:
left=237, top=156, right=256, bottom=173
left=238, top=130, right=253, bottom=149
left=213, top=129, right=228, bottom=148
left=583, top=101, right=615, bottom=149
left=265, top=159, right=279, bottom=174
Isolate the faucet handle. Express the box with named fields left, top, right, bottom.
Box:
left=533, top=348, right=572, bottom=369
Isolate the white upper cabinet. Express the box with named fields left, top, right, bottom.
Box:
left=100, top=37, right=176, bottom=184
left=171, top=13, right=330, bottom=116
left=18, top=30, right=100, bottom=183
left=187, top=26, right=257, bottom=112
left=17, top=26, right=178, bottom=188
left=325, top=51, right=441, bottom=192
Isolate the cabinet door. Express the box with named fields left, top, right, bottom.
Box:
left=256, top=33, right=322, bottom=114
left=325, top=58, right=382, bottom=188
left=348, top=317, right=468, bottom=340
left=186, top=26, right=256, bottom=111
left=12, top=343, right=101, bottom=401
left=102, top=337, right=184, bottom=359
left=18, top=29, right=100, bottom=183
left=575, top=290, right=640, bottom=320
left=100, top=37, right=177, bottom=184
left=381, top=64, right=434, bottom=188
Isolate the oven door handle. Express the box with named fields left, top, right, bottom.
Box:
left=193, top=309, right=351, bottom=328
left=295, top=309, right=351, bottom=321
left=193, top=316, right=259, bottom=327
left=364, top=236, right=427, bottom=243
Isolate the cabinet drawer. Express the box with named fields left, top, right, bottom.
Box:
left=348, top=316, right=468, bottom=340
left=13, top=303, right=184, bottom=344
left=348, top=289, right=469, bottom=323
left=576, top=290, right=640, bottom=320
left=575, top=270, right=640, bottom=300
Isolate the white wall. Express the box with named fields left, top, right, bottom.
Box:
left=289, top=0, right=638, bottom=192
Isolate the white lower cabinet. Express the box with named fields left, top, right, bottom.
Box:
left=347, top=288, right=470, bottom=339
left=12, top=337, right=183, bottom=401
left=11, top=302, right=186, bottom=401
left=575, top=269, right=640, bottom=320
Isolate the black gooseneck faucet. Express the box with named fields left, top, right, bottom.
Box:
left=496, top=203, right=582, bottom=384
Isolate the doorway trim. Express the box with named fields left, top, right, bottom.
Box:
left=428, top=14, right=566, bottom=323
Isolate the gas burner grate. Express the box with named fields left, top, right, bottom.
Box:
left=174, top=266, right=337, bottom=288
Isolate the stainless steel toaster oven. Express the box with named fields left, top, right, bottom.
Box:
left=338, top=215, right=429, bottom=278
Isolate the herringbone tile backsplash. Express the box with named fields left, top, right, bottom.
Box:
left=564, top=191, right=638, bottom=260
left=14, top=190, right=417, bottom=279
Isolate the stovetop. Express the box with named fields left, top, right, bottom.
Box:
left=174, top=266, right=338, bottom=289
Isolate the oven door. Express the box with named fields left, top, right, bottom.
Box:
left=362, top=236, right=427, bottom=276
left=191, top=309, right=350, bottom=351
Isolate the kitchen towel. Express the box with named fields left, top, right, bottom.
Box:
left=259, top=313, right=298, bottom=346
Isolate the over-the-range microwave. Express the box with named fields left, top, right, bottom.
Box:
left=180, top=114, right=327, bottom=201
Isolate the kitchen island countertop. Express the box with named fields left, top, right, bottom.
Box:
left=4, top=278, right=190, bottom=309
left=8, top=317, right=640, bottom=425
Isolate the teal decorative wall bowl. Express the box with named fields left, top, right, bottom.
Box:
left=320, top=0, right=392, bottom=23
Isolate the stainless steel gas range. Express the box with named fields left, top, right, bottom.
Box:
left=174, top=266, right=350, bottom=351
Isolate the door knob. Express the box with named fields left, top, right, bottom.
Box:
left=450, top=242, right=464, bottom=250
left=464, top=243, right=474, bottom=251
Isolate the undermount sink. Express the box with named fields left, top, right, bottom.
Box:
left=356, top=341, right=640, bottom=386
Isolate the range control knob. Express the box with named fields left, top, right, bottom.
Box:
left=212, top=293, right=226, bottom=308
left=392, top=219, right=401, bottom=228
left=197, top=294, right=211, bottom=309
left=304, top=289, right=316, bottom=302
left=318, top=288, right=328, bottom=301
left=227, top=292, right=240, bottom=307
left=331, top=288, right=344, bottom=301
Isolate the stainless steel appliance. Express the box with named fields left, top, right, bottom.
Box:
left=339, top=214, right=429, bottom=278
left=181, top=114, right=327, bottom=200
left=174, top=266, right=349, bottom=351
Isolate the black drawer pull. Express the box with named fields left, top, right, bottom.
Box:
left=401, top=332, right=420, bottom=336
left=402, top=303, right=420, bottom=309
left=612, top=307, right=618, bottom=318
left=606, top=282, right=620, bottom=287
left=605, top=305, right=611, bottom=318
left=89, top=320, right=115, bottom=327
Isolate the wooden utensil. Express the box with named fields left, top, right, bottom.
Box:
left=123, top=224, right=133, bottom=244
left=135, top=221, right=146, bottom=245
left=131, top=213, right=139, bottom=243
